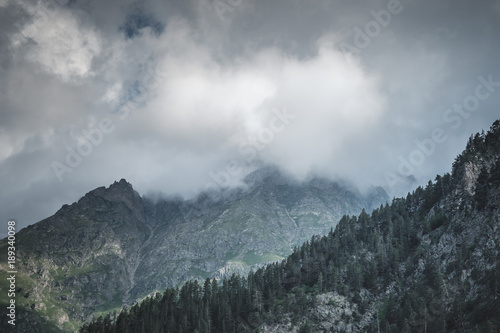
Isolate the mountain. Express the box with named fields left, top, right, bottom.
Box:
left=79, top=119, right=500, bottom=333
left=0, top=166, right=387, bottom=332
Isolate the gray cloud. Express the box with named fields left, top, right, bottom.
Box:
left=1, top=0, right=499, bottom=235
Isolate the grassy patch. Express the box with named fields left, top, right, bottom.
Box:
left=241, top=251, right=284, bottom=266
left=188, top=267, right=211, bottom=279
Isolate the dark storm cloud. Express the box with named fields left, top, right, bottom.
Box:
left=0, top=1, right=30, bottom=70
left=1, top=0, right=500, bottom=235
left=120, top=6, right=165, bottom=39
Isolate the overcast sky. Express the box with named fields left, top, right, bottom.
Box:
left=1, top=0, right=499, bottom=234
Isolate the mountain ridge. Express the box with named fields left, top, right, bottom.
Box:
left=0, top=166, right=388, bottom=332
left=78, top=119, right=500, bottom=333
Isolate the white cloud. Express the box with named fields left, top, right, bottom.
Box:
left=2, top=0, right=500, bottom=230
left=18, top=2, right=102, bottom=82
left=111, top=21, right=385, bottom=169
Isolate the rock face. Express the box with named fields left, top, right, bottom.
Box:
left=257, top=121, right=500, bottom=333
left=0, top=167, right=388, bottom=332
left=259, top=292, right=369, bottom=333
left=262, top=191, right=500, bottom=332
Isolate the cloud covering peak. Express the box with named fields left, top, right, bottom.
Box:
left=1, top=0, right=499, bottom=233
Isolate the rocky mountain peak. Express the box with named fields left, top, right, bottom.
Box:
left=243, top=165, right=294, bottom=186
left=77, top=178, right=142, bottom=213
left=79, top=119, right=500, bottom=333
left=1, top=167, right=391, bottom=332
left=110, top=178, right=133, bottom=190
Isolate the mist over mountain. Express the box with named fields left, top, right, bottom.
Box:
left=2, top=0, right=500, bottom=234
left=0, top=166, right=387, bottom=332
left=80, top=121, right=500, bottom=333
left=2, top=0, right=500, bottom=332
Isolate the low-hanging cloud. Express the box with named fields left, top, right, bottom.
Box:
left=1, top=0, right=500, bottom=234
left=110, top=22, right=387, bottom=192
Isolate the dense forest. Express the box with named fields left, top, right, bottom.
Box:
left=81, top=120, right=500, bottom=333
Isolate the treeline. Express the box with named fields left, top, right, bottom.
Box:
left=79, top=186, right=458, bottom=332
left=453, top=120, right=500, bottom=210
left=453, top=119, right=500, bottom=178
left=81, top=120, right=500, bottom=333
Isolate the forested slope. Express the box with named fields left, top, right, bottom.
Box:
left=81, top=120, right=500, bottom=333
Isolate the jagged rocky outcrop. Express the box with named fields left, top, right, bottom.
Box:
left=0, top=167, right=387, bottom=332
left=77, top=119, right=500, bottom=333
left=257, top=121, right=500, bottom=332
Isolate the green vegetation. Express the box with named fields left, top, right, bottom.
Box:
left=240, top=251, right=284, bottom=266
left=80, top=120, right=500, bottom=333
